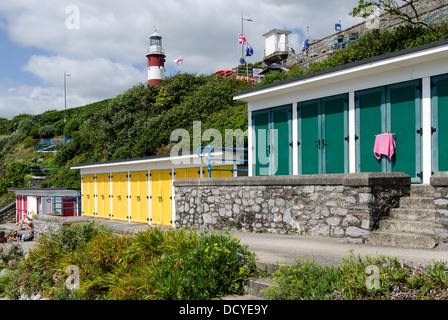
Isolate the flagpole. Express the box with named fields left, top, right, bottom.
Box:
left=241, top=14, right=253, bottom=65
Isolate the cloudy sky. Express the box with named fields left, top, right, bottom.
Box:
left=0, top=0, right=364, bottom=119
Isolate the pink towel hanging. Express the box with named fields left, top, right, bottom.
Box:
left=373, top=133, right=396, bottom=160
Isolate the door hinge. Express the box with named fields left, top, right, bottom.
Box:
left=417, top=128, right=422, bottom=135
left=432, top=127, right=437, bottom=133
left=417, top=172, right=423, bottom=178
left=346, top=135, right=359, bottom=141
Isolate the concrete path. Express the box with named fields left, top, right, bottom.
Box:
left=2, top=218, right=448, bottom=268
left=231, top=231, right=448, bottom=267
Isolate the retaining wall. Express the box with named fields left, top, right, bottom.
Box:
left=174, top=173, right=411, bottom=243
left=430, top=171, right=448, bottom=248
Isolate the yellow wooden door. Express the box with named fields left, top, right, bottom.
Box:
left=130, top=171, right=149, bottom=223
left=82, top=174, right=95, bottom=217
left=112, top=172, right=129, bottom=221
left=96, top=173, right=111, bottom=219
left=150, top=170, right=172, bottom=226
left=210, top=165, right=234, bottom=178
left=174, top=167, right=201, bottom=179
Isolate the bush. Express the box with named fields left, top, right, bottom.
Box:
left=38, top=125, right=55, bottom=139
left=262, top=251, right=448, bottom=300
left=0, top=224, right=257, bottom=300
left=0, top=161, right=31, bottom=194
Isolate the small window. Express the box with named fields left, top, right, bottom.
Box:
left=150, top=36, right=162, bottom=47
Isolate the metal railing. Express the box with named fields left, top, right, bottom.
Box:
left=29, top=165, right=58, bottom=175
left=334, top=33, right=363, bottom=50
left=424, top=7, right=448, bottom=26
left=34, top=136, right=73, bottom=151
left=196, top=146, right=248, bottom=178
left=53, top=195, right=82, bottom=215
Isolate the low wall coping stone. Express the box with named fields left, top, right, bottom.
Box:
left=34, top=214, right=92, bottom=225
left=430, top=171, right=448, bottom=187
left=173, top=172, right=411, bottom=187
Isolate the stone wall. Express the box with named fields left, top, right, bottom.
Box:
left=174, top=173, right=410, bottom=243
left=430, top=171, right=448, bottom=249
left=33, top=214, right=93, bottom=238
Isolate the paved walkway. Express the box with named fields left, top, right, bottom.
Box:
left=2, top=217, right=448, bottom=267
left=229, top=231, right=448, bottom=267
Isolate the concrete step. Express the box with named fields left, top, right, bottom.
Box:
left=245, top=277, right=273, bottom=299
left=221, top=294, right=264, bottom=300
left=378, top=219, right=435, bottom=234
left=367, top=231, right=437, bottom=249
left=389, top=208, right=435, bottom=221
left=399, top=197, right=434, bottom=209
left=410, top=185, right=435, bottom=198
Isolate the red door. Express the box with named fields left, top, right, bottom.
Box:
left=61, top=197, right=76, bottom=216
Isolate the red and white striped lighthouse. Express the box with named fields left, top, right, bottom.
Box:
left=146, top=29, right=166, bottom=86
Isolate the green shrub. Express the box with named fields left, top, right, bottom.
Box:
left=38, top=125, right=55, bottom=139
left=0, top=224, right=256, bottom=300
left=0, top=161, right=31, bottom=194
left=262, top=251, right=448, bottom=300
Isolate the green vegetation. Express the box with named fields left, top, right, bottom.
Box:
left=262, top=252, right=448, bottom=300
left=0, top=223, right=256, bottom=300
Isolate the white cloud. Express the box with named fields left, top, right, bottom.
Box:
left=23, top=55, right=146, bottom=98
left=0, top=0, right=364, bottom=118
left=0, top=84, right=96, bottom=118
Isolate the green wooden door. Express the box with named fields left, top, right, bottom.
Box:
left=299, top=100, right=320, bottom=174
left=388, top=81, right=421, bottom=183
left=253, top=110, right=270, bottom=176
left=253, top=106, right=292, bottom=176
left=298, top=95, right=348, bottom=175
left=356, top=81, right=421, bottom=182
left=272, top=106, right=292, bottom=176
left=356, top=87, right=385, bottom=173
left=432, top=74, right=448, bottom=172
left=322, top=95, right=348, bottom=174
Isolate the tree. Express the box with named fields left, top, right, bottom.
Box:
left=349, top=0, right=438, bottom=31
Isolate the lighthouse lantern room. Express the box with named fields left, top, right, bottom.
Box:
left=146, top=29, right=166, bottom=86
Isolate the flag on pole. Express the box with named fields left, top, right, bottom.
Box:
left=174, top=56, right=183, bottom=65
left=246, top=42, right=254, bottom=57
left=238, top=33, right=246, bottom=45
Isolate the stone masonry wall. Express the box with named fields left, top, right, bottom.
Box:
left=430, top=171, right=448, bottom=249
left=174, top=173, right=410, bottom=243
